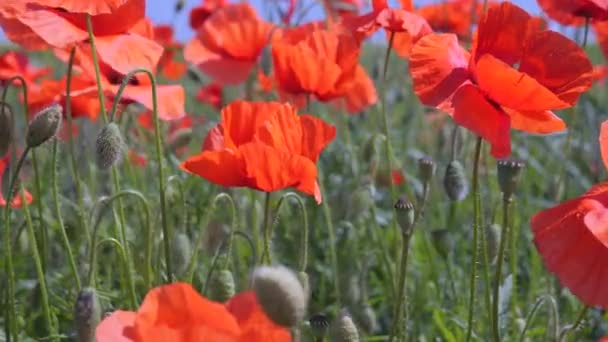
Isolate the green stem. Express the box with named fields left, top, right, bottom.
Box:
left=20, top=186, right=55, bottom=338
left=85, top=14, right=108, bottom=123
left=518, top=294, right=559, bottom=342
left=261, top=192, right=273, bottom=264
left=492, top=198, right=511, bottom=342
left=380, top=32, right=397, bottom=203
left=273, top=192, right=309, bottom=272
left=3, top=146, right=30, bottom=341
left=320, top=174, right=341, bottom=306
left=465, top=137, right=483, bottom=342
left=30, top=151, right=48, bottom=270
left=94, top=237, right=135, bottom=306
left=51, top=139, right=82, bottom=290
left=559, top=306, right=589, bottom=341
left=389, top=232, right=413, bottom=342
left=250, top=191, right=261, bottom=262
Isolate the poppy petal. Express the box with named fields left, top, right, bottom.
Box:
left=475, top=53, right=570, bottom=112
left=452, top=84, right=511, bottom=158
left=299, top=115, right=337, bottom=162
left=409, top=33, right=470, bottom=108
left=96, top=311, right=137, bottom=342
left=111, top=83, right=185, bottom=121
left=184, top=38, right=255, bottom=85
left=518, top=30, right=592, bottom=106
left=502, top=108, right=566, bottom=134
left=29, top=0, right=130, bottom=15
left=221, top=101, right=275, bottom=148
left=584, top=204, right=608, bottom=248
left=17, top=9, right=88, bottom=48
left=601, top=120, right=608, bottom=171
left=254, top=104, right=303, bottom=155
left=181, top=149, right=245, bottom=187
left=94, top=34, right=163, bottom=76
left=226, top=291, right=292, bottom=342
left=335, top=65, right=378, bottom=113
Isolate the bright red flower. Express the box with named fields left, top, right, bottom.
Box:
left=0, top=51, right=50, bottom=87
left=189, top=0, right=227, bottom=29
left=409, top=2, right=592, bottom=158
left=0, top=154, right=33, bottom=208
left=184, top=3, right=273, bottom=85
left=95, top=282, right=290, bottom=342
left=181, top=101, right=335, bottom=204
left=0, top=0, right=163, bottom=76
left=154, top=25, right=187, bottom=80
left=538, top=0, right=608, bottom=26
left=416, top=0, right=479, bottom=40
left=28, top=0, right=133, bottom=16
left=332, top=65, right=377, bottom=114
left=196, top=83, right=223, bottom=110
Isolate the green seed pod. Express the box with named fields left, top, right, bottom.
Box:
left=0, top=104, right=13, bottom=157
left=96, top=122, right=124, bottom=169
left=252, top=265, right=308, bottom=327
left=331, top=310, right=360, bottom=342
left=309, top=313, right=331, bottom=339
left=443, top=160, right=468, bottom=201
left=73, top=287, right=101, bottom=342
left=357, top=303, right=378, bottom=334
left=418, top=156, right=436, bottom=185
left=208, top=269, right=236, bottom=303
left=485, top=224, right=501, bottom=264
left=167, top=127, right=193, bottom=153
left=26, top=104, right=62, bottom=148
left=497, top=159, right=525, bottom=200
left=171, top=232, right=192, bottom=277
left=394, top=197, right=416, bottom=236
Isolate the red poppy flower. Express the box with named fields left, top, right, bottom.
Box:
left=28, top=0, right=133, bottom=16
left=154, top=25, right=187, bottom=80
left=96, top=282, right=290, bottom=342
left=409, top=2, right=593, bottom=158
left=0, top=51, right=50, bottom=86
left=189, top=0, right=227, bottom=29
left=0, top=0, right=162, bottom=76
left=332, top=65, right=377, bottom=114
left=196, top=83, right=223, bottom=110
left=181, top=101, right=335, bottom=204
left=538, top=0, right=608, bottom=25
left=271, top=24, right=360, bottom=103
left=184, top=3, right=273, bottom=85
left=416, top=0, right=478, bottom=40
left=129, top=149, right=147, bottom=167
left=0, top=154, right=33, bottom=208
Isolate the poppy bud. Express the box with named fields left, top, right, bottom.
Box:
left=175, top=0, right=185, bottom=12
left=251, top=265, right=308, bottom=327
left=167, top=128, right=193, bottom=153
left=497, top=159, right=525, bottom=201
left=0, top=104, right=12, bottom=157
left=309, top=313, right=330, bottom=339
left=331, top=310, right=360, bottom=342
left=357, top=303, right=378, bottom=334
left=171, top=232, right=192, bottom=277
left=73, top=287, right=101, bottom=342
left=96, top=123, right=124, bottom=169
left=26, top=104, right=62, bottom=148
left=485, top=223, right=501, bottom=264
left=394, top=197, right=415, bottom=236
left=347, top=183, right=373, bottom=221
left=208, top=269, right=236, bottom=303
left=443, top=160, right=468, bottom=201
left=418, top=156, right=436, bottom=185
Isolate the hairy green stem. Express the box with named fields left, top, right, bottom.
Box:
left=261, top=192, right=273, bottom=264
left=380, top=32, right=397, bottom=203
left=320, top=174, right=341, bottom=306
left=273, top=192, right=309, bottom=272
left=492, top=198, right=512, bottom=342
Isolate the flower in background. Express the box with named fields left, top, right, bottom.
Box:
left=332, top=65, right=377, bottom=114
left=181, top=101, right=335, bottom=204
left=0, top=153, right=33, bottom=208
left=0, top=51, right=50, bottom=87
left=96, top=282, right=291, bottom=342
left=416, top=0, right=480, bottom=41
left=0, top=0, right=163, bottom=76
left=189, top=0, right=227, bottom=30
left=530, top=120, right=608, bottom=309
left=323, top=0, right=362, bottom=20
left=154, top=25, right=187, bottom=80
left=409, top=2, right=592, bottom=158
left=196, top=83, right=223, bottom=110
left=538, top=0, right=608, bottom=26
left=184, top=3, right=273, bottom=85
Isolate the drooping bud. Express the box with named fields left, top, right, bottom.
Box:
left=73, top=287, right=101, bottom=342
left=443, top=160, right=468, bottom=201
left=167, top=128, right=193, bottom=153
left=418, top=156, right=436, bottom=185
left=330, top=310, right=360, bottom=342
left=208, top=269, right=236, bottom=302
left=251, top=265, right=308, bottom=327
left=497, top=159, right=525, bottom=201
left=26, top=104, right=62, bottom=148
left=394, top=197, right=415, bottom=236
left=171, top=232, right=192, bottom=277
left=485, top=223, right=501, bottom=264
left=309, top=313, right=331, bottom=339
left=96, top=123, right=124, bottom=169
left=0, top=104, right=13, bottom=157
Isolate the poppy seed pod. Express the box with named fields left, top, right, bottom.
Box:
left=208, top=269, right=236, bottom=303
left=251, top=265, right=308, bottom=328
left=73, top=287, right=101, bottom=342
left=0, top=104, right=13, bottom=157
left=309, top=313, right=330, bottom=339
left=418, top=156, right=436, bottom=185
left=96, top=123, right=124, bottom=169
left=394, top=197, right=416, bottom=236
left=330, top=310, right=360, bottom=342
left=26, top=104, right=62, bottom=148
left=443, top=160, right=468, bottom=201
left=171, top=233, right=192, bottom=277
left=497, top=159, right=525, bottom=201
left=167, top=128, right=193, bottom=153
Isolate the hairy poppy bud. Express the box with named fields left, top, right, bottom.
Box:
left=26, top=104, right=62, bottom=148
left=331, top=310, right=360, bottom=342
left=394, top=197, right=415, bottom=236
left=208, top=269, right=236, bottom=303
left=357, top=303, right=378, bottom=334
left=309, top=313, right=330, bottom=339
left=497, top=159, right=525, bottom=201
left=167, top=128, right=193, bottom=153
left=418, top=156, right=436, bottom=185
left=485, top=223, right=501, bottom=264
left=171, top=233, right=192, bottom=277
left=443, top=160, right=468, bottom=201
left=252, top=265, right=307, bottom=327
left=96, top=123, right=124, bottom=169
left=0, top=104, right=12, bottom=157
left=74, top=287, right=101, bottom=342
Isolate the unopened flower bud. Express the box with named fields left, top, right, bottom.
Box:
left=394, top=197, right=415, bottom=236
left=96, top=123, right=124, bottom=169
left=443, top=160, right=468, bottom=201
left=171, top=232, right=192, bottom=277
left=418, top=156, right=436, bottom=185
left=0, top=104, right=13, bottom=157
left=74, top=287, right=101, bottom=342
left=331, top=310, right=360, bottom=342
left=167, top=128, right=192, bottom=153
left=485, top=223, right=501, bottom=264
left=497, top=159, right=525, bottom=200
left=26, top=104, right=62, bottom=148
left=309, top=313, right=330, bottom=339
left=251, top=265, right=307, bottom=327
left=208, top=269, right=236, bottom=302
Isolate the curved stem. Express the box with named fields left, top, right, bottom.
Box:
left=492, top=198, right=511, bottom=342
left=518, top=294, right=559, bottom=342
left=465, top=137, right=483, bottom=342
left=261, top=192, right=273, bottom=264
left=559, top=306, right=589, bottom=341
left=273, top=192, right=309, bottom=272
left=94, top=237, right=137, bottom=306
left=203, top=230, right=256, bottom=294
left=380, top=32, right=397, bottom=203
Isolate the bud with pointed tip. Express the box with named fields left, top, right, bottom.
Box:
left=0, top=104, right=13, bottom=157
left=497, top=159, right=525, bottom=201
left=27, top=104, right=62, bottom=148
left=394, top=197, right=415, bottom=236
left=443, top=160, right=468, bottom=201
left=74, top=287, right=101, bottom=342
left=331, top=310, right=360, bottom=342
left=251, top=265, right=307, bottom=327
left=96, top=123, right=124, bottom=169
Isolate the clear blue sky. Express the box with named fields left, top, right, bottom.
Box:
left=0, top=0, right=544, bottom=43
